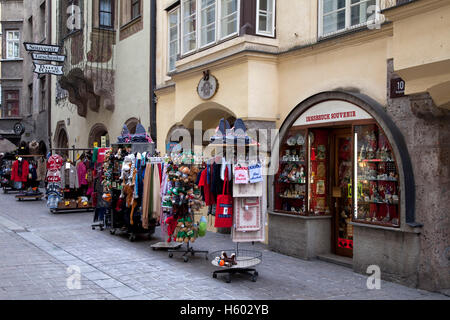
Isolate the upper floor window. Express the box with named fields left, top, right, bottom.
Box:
left=131, top=0, right=141, bottom=20
left=6, top=31, right=20, bottom=59
left=4, top=90, right=20, bottom=118
left=319, top=0, right=378, bottom=37
left=168, top=7, right=180, bottom=72
left=256, top=0, right=275, bottom=37
left=179, top=0, right=239, bottom=55
left=99, top=0, right=114, bottom=28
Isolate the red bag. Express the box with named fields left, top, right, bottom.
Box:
left=215, top=167, right=233, bottom=228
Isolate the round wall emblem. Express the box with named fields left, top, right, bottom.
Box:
left=197, top=71, right=218, bottom=100
left=13, top=123, right=25, bottom=136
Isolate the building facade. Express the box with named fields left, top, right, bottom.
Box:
left=155, top=0, right=450, bottom=293
left=0, top=0, right=51, bottom=154
left=50, top=0, right=153, bottom=151
left=0, top=0, right=25, bottom=146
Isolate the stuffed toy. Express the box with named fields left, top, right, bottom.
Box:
left=165, top=215, right=178, bottom=243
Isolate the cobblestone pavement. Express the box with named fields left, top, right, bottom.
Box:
left=0, top=191, right=448, bottom=301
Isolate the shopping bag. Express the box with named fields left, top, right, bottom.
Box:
left=234, top=165, right=249, bottom=184
left=215, top=168, right=233, bottom=228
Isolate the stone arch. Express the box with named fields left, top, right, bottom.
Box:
left=88, top=123, right=109, bottom=148
left=277, top=91, right=417, bottom=227
left=54, top=121, right=69, bottom=149
left=180, top=102, right=237, bottom=131
left=125, top=117, right=140, bottom=135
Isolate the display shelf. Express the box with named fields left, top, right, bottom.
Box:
left=358, top=178, right=398, bottom=182
left=277, top=181, right=306, bottom=185
left=359, top=201, right=399, bottom=205
left=279, top=195, right=305, bottom=200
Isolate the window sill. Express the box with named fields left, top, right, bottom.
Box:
left=119, top=16, right=143, bottom=41
left=268, top=210, right=332, bottom=220
left=350, top=221, right=421, bottom=234
left=120, top=15, right=142, bottom=31
left=1, top=58, right=23, bottom=62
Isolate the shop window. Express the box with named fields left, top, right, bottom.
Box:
left=275, top=129, right=308, bottom=215
left=168, top=7, right=180, bottom=71
left=256, top=0, right=275, bottom=37
left=354, top=124, right=400, bottom=227
left=275, top=119, right=400, bottom=229
left=6, top=31, right=20, bottom=59
left=4, top=91, right=20, bottom=118
left=319, top=0, right=378, bottom=37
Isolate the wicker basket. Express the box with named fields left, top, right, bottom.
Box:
left=209, top=249, right=262, bottom=269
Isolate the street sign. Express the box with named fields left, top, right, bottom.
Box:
left=33, top=63, right=64, bottom=76
left=32, top=52, right=66, bottom=63
left=24, top=42, right=61, bottom=53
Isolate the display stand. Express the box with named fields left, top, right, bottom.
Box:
left=207, top=124, right=263, bottom=283
left=210, top=244, right=262, bottom=283
left=168, top=241, right=209, bottom=263
left=3, top=155, right=45, bottom=194
left=48, top=148, right=95, bottom=214
left=93, top=143, right=157, bottom=242
left=16, top=193, right=44, bottom=201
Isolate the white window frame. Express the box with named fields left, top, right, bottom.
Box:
left=6, top=30, right=20, bottom=60
left=199, top=0, right=217, bottom=48
left=318, top=0, right=380, bottom=38
left=179, top=0, right=240, bottom=56
left=181, top=0, right=197, bottom=55
left=218, top=0, right=240, bottom=41
left=168, top=7, right=180, bottom=72
left=256, top=0, right=276, bottom=37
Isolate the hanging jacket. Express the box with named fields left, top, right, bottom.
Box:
left=36, top=158, right=47, bottom=181
left=11, top=160, right=29, bottom=182
left=60, top=163, right=79, bottom=189
left=77, top=161, right=88, bottom=186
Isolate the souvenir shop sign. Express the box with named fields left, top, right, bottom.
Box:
left=33, top=63, right=64, bottom=76
left=24, top=42, right=61, bottom=53
left=293, top=100, right=373, bottom=127
left=32, top=52, right=66, bottom=63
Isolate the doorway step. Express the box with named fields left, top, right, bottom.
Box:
left=317, top=253, right=353, bottom=269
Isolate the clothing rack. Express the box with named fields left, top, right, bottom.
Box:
left=51, top=147, right=94, bottom=163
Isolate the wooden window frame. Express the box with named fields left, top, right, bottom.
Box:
left=131, top=0, right=141, bottom=20
left=4, top=90, right=20, bottom=118
left=99, top=0, right=115, bottom=29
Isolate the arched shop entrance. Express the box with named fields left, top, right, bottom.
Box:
left=270, top=91, right=416, bottom=260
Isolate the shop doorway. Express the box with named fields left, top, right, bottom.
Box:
left=330, top=128, right=353, bottom=258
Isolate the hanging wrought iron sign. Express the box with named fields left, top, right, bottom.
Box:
left=33, top=63, right=64, bottom=76
left=32, top=52, right=66, bottom=63
left=197, top=70, right=219, bottom=100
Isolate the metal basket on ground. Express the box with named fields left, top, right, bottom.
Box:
left=209, top=249, right=262, bottom=283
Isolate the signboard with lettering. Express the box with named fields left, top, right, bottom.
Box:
left=293, top=100, right=373, bottom=127
left=33, top=63, right=64, bottom=76
left=390, top=78, right=406, bottom=98
left=24, top=42, right=61, bottom=53
left=32, top=52, right=66, bottom=63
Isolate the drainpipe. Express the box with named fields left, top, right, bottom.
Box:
left=150, top=0, right=157, bottom=143
left=47, top=0, right=52, bottom=152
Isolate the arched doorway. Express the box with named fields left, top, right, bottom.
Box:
left=125, top=118, right=140, bottom=135
left=88, top=123, right=109, bottom=148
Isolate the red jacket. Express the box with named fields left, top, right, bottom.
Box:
left=11, top=160, right=29, bottom=182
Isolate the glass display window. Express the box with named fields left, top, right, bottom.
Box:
left=308, top=129, right=330, bottom=216
left=354, top=124, right=400, bottom=227
left=274, top=128, right=308, bottom=215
